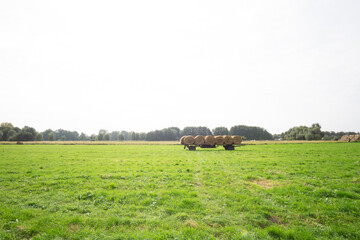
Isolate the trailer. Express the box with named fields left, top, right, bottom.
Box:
left=183, top=144, right=237, bottom=151
left=180, top=135, right=242, bottom=151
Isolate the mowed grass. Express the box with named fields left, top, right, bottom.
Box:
left=0, top=143, right=360, bottom=239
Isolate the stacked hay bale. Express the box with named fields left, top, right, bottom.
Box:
left=180, top=135, right=242, bottom=146
left=183, top=136, right=195, bottom=145
left=223, top=135, right=233, bottom=145
left=339, top=135, right=360, bottom=142
left=204, top=135, right=216, bottom=145
left=353, top=135, right=360, bottom=142
left=339, top=135, right=350, bottom=142
left=194, top=135, right=205, bottom=145
left=214, top=136, right=224, bottom=145
left=232, top=135, right=242, bottom=145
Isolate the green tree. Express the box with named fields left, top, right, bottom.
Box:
left=118, top=134, right=124, bottom=141
left=0, top=130, right=3, bottom=141
left=180, top=126, right=212, bottom=136
left=35, top=133, right=43, bottom=141
left=90, top=134, right=96, bottom=141
left=98, top=133, right=104, bottom=141
left=131, top=132, right=136, bottom=141
left=110, top=131, right=120, bottom=141
left=0, top=122, right=15, bottom=141
left=48, top=132, right=56, bottom=141
left=305, top=132, right=314, bottom=140
left=213, top=127, right=229, bottom=135
left=281, top=123, right=323, bottom=141
left=311, top=123, right=323, bottom=140
left=11, top=126, right=37, bottom=141
left=104, top=133, right=110, bottom=141
left=139, top=132, right=146, bottom=140
left=42, top=129, right=54, bottom=141
left=97, top=129, right=108, bottom=141
left=79, top=132, right=87, bottom=140
left=61, top=135, right=66, bottom=141
left=230, top=125, right=273, bottom=140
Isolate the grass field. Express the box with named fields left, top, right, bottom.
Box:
left=0, top=140, right=330, bottom=145
left=1, top=143, right=360, bottom=239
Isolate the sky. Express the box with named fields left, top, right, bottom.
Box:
left=1, top=0, right=359, bottom=135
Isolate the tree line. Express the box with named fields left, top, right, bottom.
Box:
left=0, top=122, right=358, bottom=142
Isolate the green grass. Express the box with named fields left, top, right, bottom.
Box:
left=0, top=143, right=360, bottom=239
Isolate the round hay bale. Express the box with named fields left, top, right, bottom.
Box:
left=223, top=135, right=233, bottom=145
left=180, top=136, right=185, bottom=144
left=183, top=136, right=195, bottom=145
left=214, top=136, right=224, bottom=145
left=232, top=135, right=242, bottom=145
left=194, top=135, right=205, bottom=145
left=204, top=135, right=215, bottom=145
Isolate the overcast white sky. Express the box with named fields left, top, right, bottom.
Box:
left=1, top=0, right=359, bottom=135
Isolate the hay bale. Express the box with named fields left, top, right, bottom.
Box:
left=214, top=136, right=224, bottom=145
left=180, top=136, right=185, bottom=144
left=339, top=135, right=349, bottom=142
left=232, top=135, right=242, bottom=145
left=223, top=135, right=233, bottom=145
left=353, top=135, right=360, bottom=142
left=349, top=134, right=360, bottom=142
left=183, top=136, right=195, bottom=145
left=194, top=135, right=205, bottom=145
left=204, top=135, right=216, bottom=145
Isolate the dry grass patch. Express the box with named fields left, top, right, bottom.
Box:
left=184, top=219, right=199, bottom=228
left=252, top=179, right=281, bottom=189
left=69, top=224, right=80, bottom=232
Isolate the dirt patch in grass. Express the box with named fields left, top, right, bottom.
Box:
left=268, top=215, right=284, bottom=225
left=69, top=224, right=79, bottom=232
left=253, top=179, right=280, bottom=189
left=185, top=219, right=199, bottom=228
left=17, top=225, right=25, bottom=231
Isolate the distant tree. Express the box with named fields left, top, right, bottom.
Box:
left=97, top=129, right=108, bottom=141
left=104, top=133, right=110, bottom=141
left=90, top=134, right=96, bottom=141
left=230, top=125, right=273, bottom=140
left=121, top=131, right=130, bottom=140
left=54, top=129, right=79, bottom=141
left=135, top=133, right=140, bottom=141
left=167, top=127, right=180, bottom=139
left=305, top=132, right=314, bottom=140
left=0, top=122, right=15, bottom=141
left=213, top=127, right=229, bottom=135
left=146, top=130, right=164, bottom=141
left=162, top=128, right=177, bottom=140
left=139, top=132, right=146, bottom=140
left=131, top=132, right=136, bottom=141
left=35, top=133, right=43, bottom=141
left=48, top=132, right=56, bottom=141
left=99, top=129, right=108, bottom=135
left=145, top=127, right=181, bottom=141
left=79, top=132, right=87, bottom=140
left=98, top=133, right=104, bottom=141
left=118, top=134, right=124, bottom=141
left=181, top=126, right=212, bottom=136
left=61, top=135, right=66, bottom=141
left=11, top=126, right=37, bottom=141
left=0, top=130, right=2, bottom=141
left=281, top=123, right=323, bottom=141
left=310, top=123, right=323, bottom=140
left=42, top=129, right=54, bottom=141
left=110, top=131, right=120, bottom=141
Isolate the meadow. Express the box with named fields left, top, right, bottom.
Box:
left=0, top=142, right=359, bottom=239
